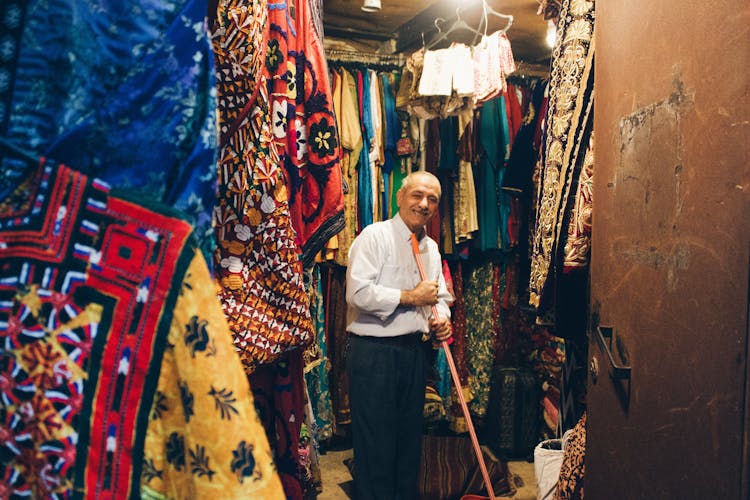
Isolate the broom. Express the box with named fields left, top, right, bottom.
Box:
left=409, top=233, right=496, bottom=500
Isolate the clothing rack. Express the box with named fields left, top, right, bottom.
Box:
left=325, top=49, right=405, bottom=71
left=512, top=61, right=550, bottom=79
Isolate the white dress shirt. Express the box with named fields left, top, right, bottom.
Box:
left=346, top=213, right=453, bottom=337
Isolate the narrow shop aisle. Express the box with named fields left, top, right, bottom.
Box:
left=318, top=445, right=537, bottom=499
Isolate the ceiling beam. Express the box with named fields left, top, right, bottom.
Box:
left=396, top=1, right=459, bottom=53
left=324, top=26, right=394, bottom=42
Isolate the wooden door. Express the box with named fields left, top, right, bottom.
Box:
left=588, top=1, right=750, bottom=498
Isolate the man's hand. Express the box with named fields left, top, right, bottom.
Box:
left=400, top=280, right=439, bottom=307
left=429, top=316, right=452, bottom=343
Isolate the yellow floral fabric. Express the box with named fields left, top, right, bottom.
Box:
left=141, top=252, right=284, bottom=499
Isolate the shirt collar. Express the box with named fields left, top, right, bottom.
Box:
left=393, top=212, right=425, bottom=242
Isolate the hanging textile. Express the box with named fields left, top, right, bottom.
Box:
left=476, top=96, right=509, bottom=251
left=267, top=0, right=345, bottom=267
left=331, top=68, right=362, bottom=266
left=357, top=70, right=374, bottom=229
left=563, top=132, right=594, bottom=270
left=529, top=0, right=595, bottom=313
left=323, top=264, right=351, bottom=426
left=248, top=350, right=307, bottom=499
left=369, top=70, right=385, bottom=219
left=472, top=31, right=516, bottom=104
left=424, top=119, right=443, bottom=246
left=309, top=0, right=324, bottom=42
left=303, top=265, right=334, bottom=442
left=503, top=80, right=548, bottom=200
left=453, top=109, right=479, bottom=243
left=444, top=261, right=471, bottom=433
left=2, top=0, right=219, bottom=263
left=211, top=0, right=313, bottom=372
left=381, top=73, right=401, bottom=219
left=465, top=258, right=496, bottom=419
left=0, top=161, right=282, bottom=498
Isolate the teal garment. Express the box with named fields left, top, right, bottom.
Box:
left=304, top=265, right=334, bottom=442
left=477, top=97, right=505, bottom=250
left=357, top=70, right=373, bottom=229
left=381, top=73, right=400, bottom=220
left=497, top=96, right=512, bottom=250
left=435, top=347, right=451, bottom=408
left=438, top=116, right=459, bottom=172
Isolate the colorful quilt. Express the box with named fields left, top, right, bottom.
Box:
left=0, top=161, right=283, bottom=498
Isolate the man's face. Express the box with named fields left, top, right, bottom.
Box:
left=397, top=175, right=441, bottom=234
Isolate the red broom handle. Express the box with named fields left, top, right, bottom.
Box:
left=409, top=234, right=495, bottom=500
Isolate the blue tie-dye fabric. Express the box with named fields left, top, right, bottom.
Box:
left=2, top=0, right=217, bottom=262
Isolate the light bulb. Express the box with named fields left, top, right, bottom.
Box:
left=546, top=19, right=557, bottom=48
left=362, top=0, right=381, bottom=12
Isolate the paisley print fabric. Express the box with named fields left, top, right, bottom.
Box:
left=529, top=0, right=595, bottom=312
left=2, top=0, right=219, bottom=262
left=0, top=161, right=282, bottom=498
left=211, top=0, right=313, bottom=372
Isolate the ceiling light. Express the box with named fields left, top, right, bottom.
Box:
left=362, top=0, right=381, bottom=12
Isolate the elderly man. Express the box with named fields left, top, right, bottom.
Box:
left=346, top=170, right=453, bottom=500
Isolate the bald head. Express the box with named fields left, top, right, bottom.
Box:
left=398, top=171, right=442, bottom=199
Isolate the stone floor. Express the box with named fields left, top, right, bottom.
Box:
left=317, top=445, right=537, bottom=500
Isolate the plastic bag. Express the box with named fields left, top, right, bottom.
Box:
left=534, top=437, right=564, bottom=500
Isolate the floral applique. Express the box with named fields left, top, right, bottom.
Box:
left=189, top=445, right=216, bottom=481
left=179, top=381, right=194, bottom=423
left=310, top=118, right=337, bottom=158
left=230, top=441, right=260, bottom=484
left=208, top=386, right=239, bottom=420
left=184, top=316, right=209, bottom=357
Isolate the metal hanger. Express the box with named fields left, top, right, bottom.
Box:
left=481, top=0, right=514, bottom=35
left=426, top=8, right=483, bottom=50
